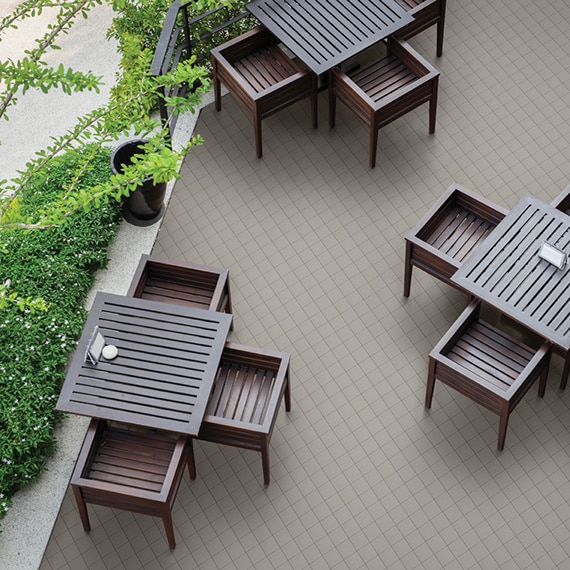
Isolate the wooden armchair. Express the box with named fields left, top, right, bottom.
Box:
left=393, top=0, right=447, bottom=57
left=197, top=342, right=291, bottom=486
left=328, top=38, right=440, bottom=168
left=127, top=254, right=233, bottom=326
left=426, top=300, right=552, bottom=450
left=404, top=184, right=508, bottom=297
left=71, top=419, right=194, bottom=549
left=211, top=25, right=318, bottom=158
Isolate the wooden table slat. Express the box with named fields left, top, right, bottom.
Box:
left=77, top=371, right=202, bottom=396
left=95, top=335, right=210, bottom=367
left=72, top=382, right=196, bottom=414
left=77, top=360, right=205, bottom=387
left=57, top=293, right=232, bottom=435
left=247, top=0, right=413, bottom=74
left=452, top=196, right=570, bottom=351
left=67, top=393, right=194, bottom=425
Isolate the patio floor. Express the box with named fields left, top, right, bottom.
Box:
left=41, top=0, right=570, bottom=568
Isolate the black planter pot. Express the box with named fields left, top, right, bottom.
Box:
left=111, top=139, right=167, bottom=226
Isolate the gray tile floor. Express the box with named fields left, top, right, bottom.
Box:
left=41, top=0, right=570, bottom=568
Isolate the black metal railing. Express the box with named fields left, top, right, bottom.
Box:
left=151, top=0, right=252, bottom=141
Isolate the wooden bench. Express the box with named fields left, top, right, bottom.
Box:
left=211, top=25, right=318, bottom=158
left=394, top=0, right=447, bottom=57
left=426, top=300, right=552, bottom=450
left=197, top=342, right=291, bottom=485
left=329, top=37, right=440, bottom=168
left=71, top=419, right=194, bottom=549
left=127, top=254, right=233, bottom=327
left=404, top=184, right=508, bottom=297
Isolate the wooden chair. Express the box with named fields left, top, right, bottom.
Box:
left=393, top=0, right=447, bottom=57
left=329, top=38, right=440, bottom=168
left=426, top=300, right=552, bottom=450
left=550, top=184, right=570, bottom=215
left=404, top=184, right=509, bottom=297
left=197, top=342, right=291, bottom=485
left=127, top=254, right=233, bottom=327
left=211, top=25, right=318, bottom=158
left=71, top=419, right=195, bottom=549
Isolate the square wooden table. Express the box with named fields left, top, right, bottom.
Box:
left=246, top=0, right=414, bottom=74
left=56, top=292, right=232, bottom=435
left=451, top=195, right=570, bottom=352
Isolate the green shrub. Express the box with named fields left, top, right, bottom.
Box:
left=108, top=0, right=255, bottom=114
left=184, top=1, right=256, bottom=72
left=0, top=147, right=121, bottom=515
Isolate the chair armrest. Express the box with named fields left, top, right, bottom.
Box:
left=221, top=341, right=290, bottom=374
left=255, top=70, right=314, bottom=103
left=506, top=341, right=551, bottom=399
left=388, top=38, right=439, bottom=79
left=408, top=0, right=441, bottom=17
left=211, top=25, right=275, bottom=63
left=551, top=184, right=570, bottom=212
left=406, top=183, right=509, bottom=243
left=429, top=299, right=481, bottom=357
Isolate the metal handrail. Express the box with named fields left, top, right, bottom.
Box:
left=150, top=1, right=250, bottom=141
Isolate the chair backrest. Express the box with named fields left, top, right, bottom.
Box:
left=127, top=254, right=229, bottom=311
left=394, top=0, right=444, bottom=33
left=211, top=25, right=276, bottom=65
left=550, top=184, right=570, bottom=215
left=393, top=0, right=446, bottom=56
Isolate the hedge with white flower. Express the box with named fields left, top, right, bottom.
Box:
left=0, top=149, right=122, bottom=519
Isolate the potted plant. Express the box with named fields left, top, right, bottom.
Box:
left=110, top=138, right=167, bottom=225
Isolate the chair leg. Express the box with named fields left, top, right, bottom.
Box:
left=560, top=352, right=570, bottom=390
left=284, top=372, right=292, bottom=412
left=311, top=77, right=318, bottom=129
left=328, top=72, right=337, bottom=128
left=161, top=507, right=176, bottom=550
left=497, top=404, right=509, bottom=451
left=225, top=282, right=234, bottom=331
left=261, top=438, right=270, bottom=486
left=213, top=64, right=222, bottom=113
left=187, top=438, right=196, bottom=480
left=436, top=20, right=445, bottom=57
left=429, top=77, right=439, bottom=134
left=369, top=125, right=379, bottom=169
left=403, top=240, right=413, bottom=297
left=72, top=486, right=91, bottom=532
left=253, top=108, right=263, bottom=158
left=425, top=358, right=437, bottom=408
left=538, top=358, right=550, bottom=398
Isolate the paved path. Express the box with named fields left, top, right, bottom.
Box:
left=0, top=1, right=120, bottom=182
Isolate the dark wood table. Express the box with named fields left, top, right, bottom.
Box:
left=246, top=0, right=414, bottom=75
left=56, top=292, right=232, bottom=435
left=452, top=195, right=570, bottom=353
